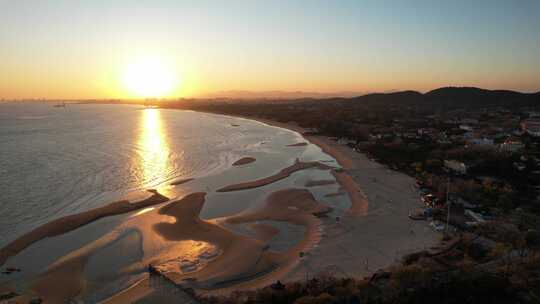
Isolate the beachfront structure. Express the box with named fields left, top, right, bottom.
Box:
left=459, top=125, right=474, bottom=132
left=444, top=160, right=467, bottom=175
left=338, top=138, right=356, bottom=145
left=469, top=137, right=494, bottom=147
left=521, top=119, right=540, bottom=137
left=463, top=132, right=475, bottom=139
left=499, top=140, right=524, bottom=153
left=526, top=111, right=540, bottom=118
left=465, top=210, right=486, bottom=224
left=513, top=162, right=526, bottom=171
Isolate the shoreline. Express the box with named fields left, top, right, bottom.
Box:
left=179, top=109, right=367, bottom=214
left=227, top=114, right=367, bottom=215
left=1, top=108, right=439, bottom=302
left=200, top=112, right=439, bottom=280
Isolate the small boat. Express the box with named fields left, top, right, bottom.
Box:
left=53, top=102, right=66, bottom=108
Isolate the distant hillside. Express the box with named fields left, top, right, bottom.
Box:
left=342, top=87, right=540, bottom=108
left=78, top=86, right=539, bottom=110
left=350, top=90, right=423, bottom=104
left=197, top=90, right=368, bottom=100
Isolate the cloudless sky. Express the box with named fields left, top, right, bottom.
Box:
left=1, top=0, right=539, bottom=98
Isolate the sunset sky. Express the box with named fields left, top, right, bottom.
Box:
left=1, top=0, right=539, bottom=99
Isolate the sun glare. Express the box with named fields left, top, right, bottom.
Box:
left=122, top=57, right=176, bottom=98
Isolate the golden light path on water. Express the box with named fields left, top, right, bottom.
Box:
left=137, top=108, right=171, bottom=188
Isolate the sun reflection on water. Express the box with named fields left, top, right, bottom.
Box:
left=137, top=109, right=170, bottom=187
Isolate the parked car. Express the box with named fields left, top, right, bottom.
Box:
left=430, top=220, right=445, bottom=231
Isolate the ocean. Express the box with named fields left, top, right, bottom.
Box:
left=0, top=102, right=345, bottom=247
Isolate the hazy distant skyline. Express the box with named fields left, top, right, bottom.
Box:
left=1, top=0, right=539, bottom=99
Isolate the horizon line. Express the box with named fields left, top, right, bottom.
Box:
left=2, top=85, right=540, bottom=101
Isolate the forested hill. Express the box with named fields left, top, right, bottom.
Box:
left=344, top=87, right=540, bottom=107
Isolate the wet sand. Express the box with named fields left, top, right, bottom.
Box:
left=324, top=191, right=346, bottom=198
left=305, top=179, right=336, bottom=187
left=232, top=157, right=256, bottom=166
left=103, top=188, right=331, bottom=301
left=331, top=170, right=368, bottom=216
left=202, top=188, right=329, bottom=294
left=16, top=225, right=143, bottom=303
left=30, top=250, right=88, bottom=303
left=286, top=142, right=308, bottom=147
left=0, top=190, right=168, bottom=267
left=102, top=278, right=155, bottom=304
left=153, top=193, right=280, bottom=290
left=170, top=178, right=194, bottom=186
left=226, top=188, right=331, bottom=227
left=217, top=160, right=335, bottom=192
left=249, top=223, right=280, bottom=243
left=225, top=188, right=331, bottom=258
left=245, top=116, right=439, bottom=280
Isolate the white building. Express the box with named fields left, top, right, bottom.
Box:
left=444, top=160, right=467, bottom=175
left=459, top=125, right=474, bottom=132
left=522, top=119, right=540, bottom=137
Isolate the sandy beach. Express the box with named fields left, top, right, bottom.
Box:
left=0, top=112, right=439, bottom=303
left=247, top=117, right=439, bottom=279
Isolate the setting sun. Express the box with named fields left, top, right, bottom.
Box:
left=122, top=57, right=177, bottom=98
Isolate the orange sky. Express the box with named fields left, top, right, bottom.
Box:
left=1, top=1, right=539, bottom=99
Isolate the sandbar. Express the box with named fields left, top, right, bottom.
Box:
left=0, top=190, right=168, bottom=267
left=305, top=179, right=336, bottom=187
left=170, top=178, right=194, bottom=186
left=332, top=170, right=368, bottom=216
left=286, top=142, right=308, bottom=147
left=152, top=193, right=280, bottom=290
left=232, top=157, right=256, bottom=166
left=217, top=160, right=334, bottom=192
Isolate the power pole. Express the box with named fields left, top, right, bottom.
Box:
left=445, top=177, right=451, bottom=237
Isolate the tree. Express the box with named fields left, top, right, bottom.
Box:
left=424, top=159, right=443, bottom=173
left=525, top=229, right=540, bottom=257
left=496, top=193, right=514, bottom=212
